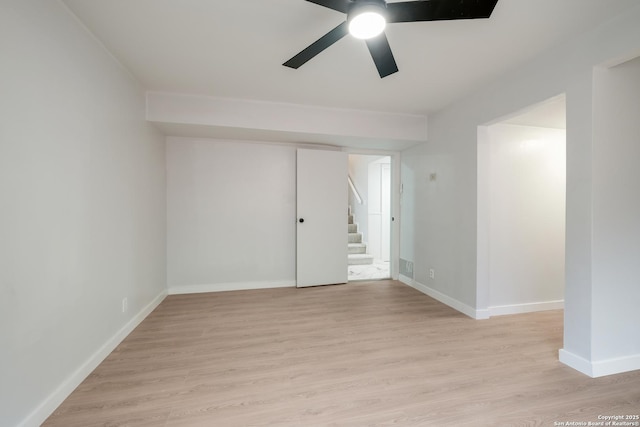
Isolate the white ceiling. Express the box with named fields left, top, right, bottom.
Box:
left=63, top=0, right=636, bottom=119
left=503, top=95, right=566, bottom=129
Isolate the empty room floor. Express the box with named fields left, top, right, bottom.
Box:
left=44, top=281, right=640, bottom=426
left=348, top=259, right=390, bottom=281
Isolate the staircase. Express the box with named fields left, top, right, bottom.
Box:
left=348, top=207, right=374, bottom=265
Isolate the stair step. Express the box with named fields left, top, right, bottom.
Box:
left=348, top=223, right=358, bottom=233
left=348, top=254, right=374, bottom=265
left=348, top=214, right=354, bottom=224
left=348, top=232, right=362, bottom=243
left=348, top=243, right=367, bottom=254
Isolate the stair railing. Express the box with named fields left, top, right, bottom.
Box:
left=348, top=175, right=363, bottom=205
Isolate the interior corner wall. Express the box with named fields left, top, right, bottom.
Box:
left=166, top=138, right=296, bottom=292
left=591, top=56, right=640, bottom=370
left=486, top=124, right=566, bottom=311
left=399, top=3, right=640, bottom=361
left=0, top=1, right=167, bottom=426
left=400, top=121, right=480, bottom=314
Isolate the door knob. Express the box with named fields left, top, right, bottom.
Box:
left=299, top=218, right=304, bottom=223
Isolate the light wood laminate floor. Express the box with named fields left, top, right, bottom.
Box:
left=44, top=281, right=640, bottom=426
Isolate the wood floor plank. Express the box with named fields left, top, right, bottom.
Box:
left=43, top=281, right=640, bottom=426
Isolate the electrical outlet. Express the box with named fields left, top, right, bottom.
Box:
left=122, top=297, right=128, bottom=313
left=429, top=268, right=435, bottom=279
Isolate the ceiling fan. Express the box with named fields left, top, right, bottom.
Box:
left=283, top=0, right=499, bottom=78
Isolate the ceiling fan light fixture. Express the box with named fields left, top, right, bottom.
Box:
left=348, top=5, right=386, bottom=40
left=284, top=0, right=499, bottom=78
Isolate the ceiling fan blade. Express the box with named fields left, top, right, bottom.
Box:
left=283, top=21, right=349, bottom=69
left=305, top=0, right=351, bottom=13
left=365, top=32, right=399, bottom=78
left=387, top=0, right=499, bottom=23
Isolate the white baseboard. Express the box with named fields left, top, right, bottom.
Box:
left=559, top=349, right=640, bottom=378
left=592, top=353, right=640, bottom=377
left=168, top=280, right=296, bottom=295
left=559, top=349, right=594, bottom=377
left=489, top=300, right=564, bottom=316
left=20, top=289, right=167, bottom=427
left=398, top=275, right=489, bottom=320
left=398, top=274, right=413, bottom=285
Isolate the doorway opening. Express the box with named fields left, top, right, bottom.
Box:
left=477, top=95, right=567, bottom=316
left=347, top=154, right=391, bottom=281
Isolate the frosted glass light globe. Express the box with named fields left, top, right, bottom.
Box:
left=349, top=11, right=386, bottom=39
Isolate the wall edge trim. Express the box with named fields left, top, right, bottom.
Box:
left=489, top=300, right=564, bottom=316
left=398, top=275, right=489, bottom=319
left=559, top=349, right=595, bottom=377
left=592, top=353, right=640, bottom=377
left=20, top=289, right=168, bottom=427
left=557, top=350, right=640, bottom=377
left=168, top=280, right=296, bottom=295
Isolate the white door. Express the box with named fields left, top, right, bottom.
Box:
left=296, top=149, right=348, bottom=287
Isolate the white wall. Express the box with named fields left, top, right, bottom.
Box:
left=400, top=4, right=640, bottom=375
left=0, top=1, right=167, bottom=425
left=485, top=124, right=565, bottom=312
left=147, top=92, right=428, bottom=151
left=401, top=140, right=471, bottom=311
left=399, top=151, right=418, bottom=277
left=167, top=138, right=296, bottom=292
left=591, top=56, right=640, bottom=369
